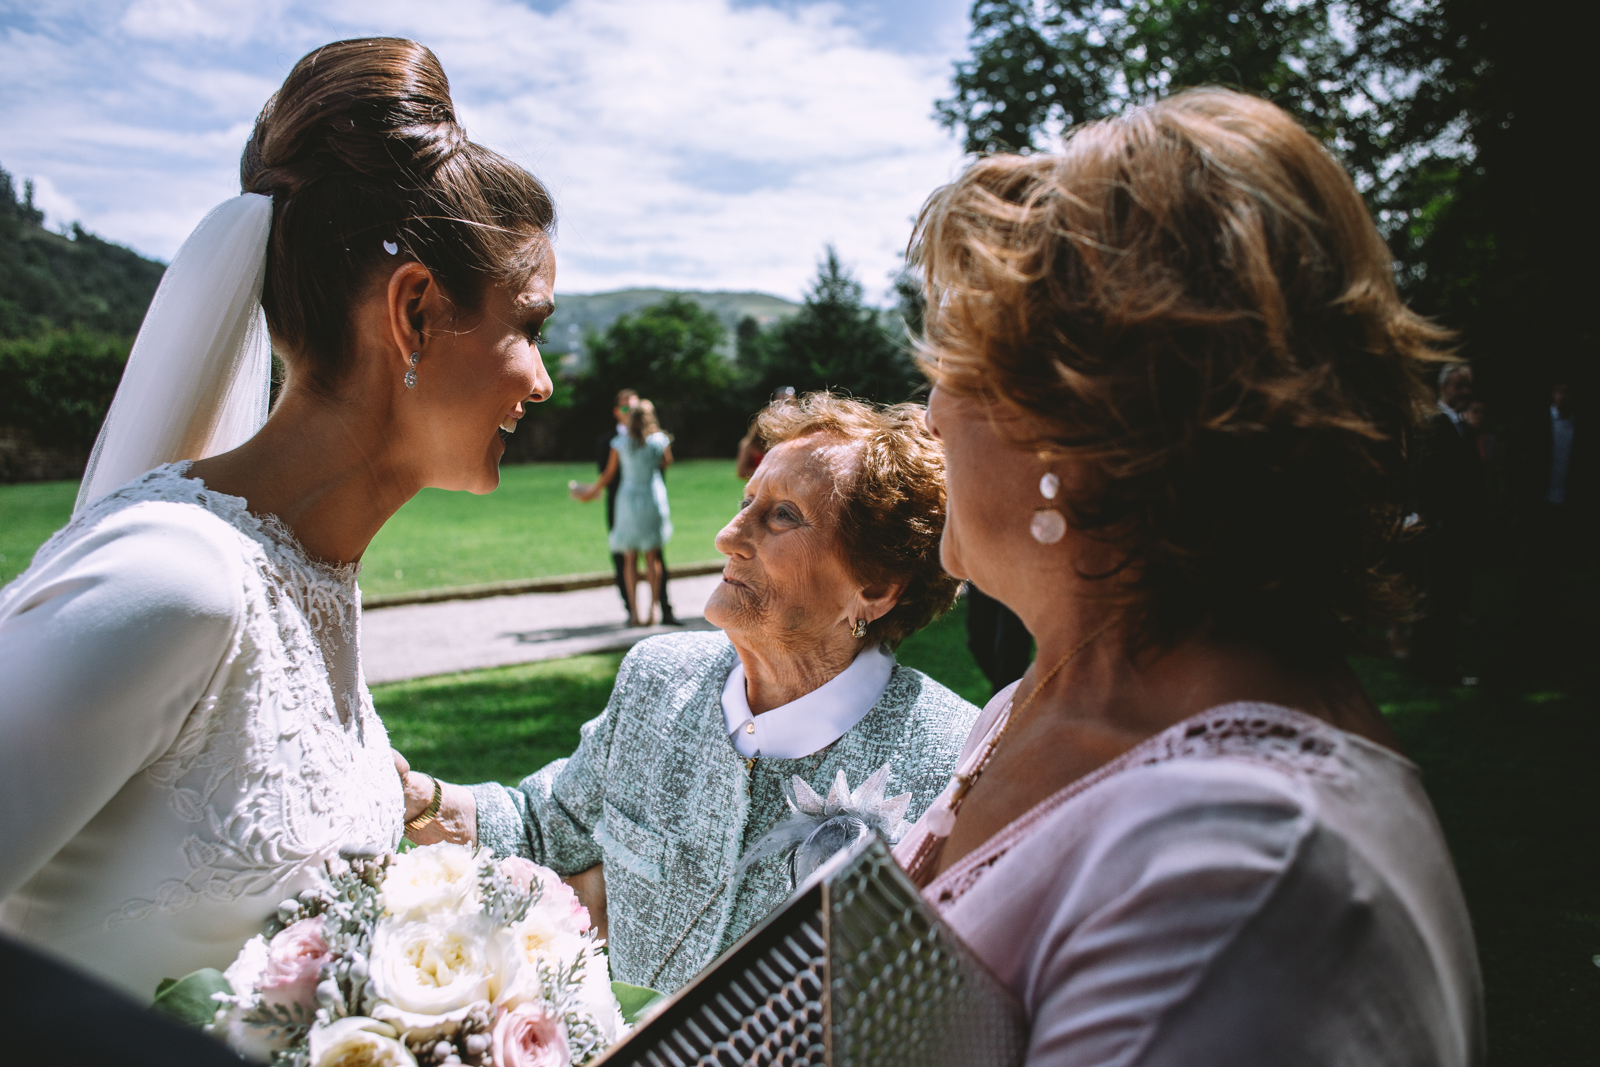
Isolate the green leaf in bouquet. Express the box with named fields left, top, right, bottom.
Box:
left=152, top=968, right=232, bottom=1028
left=611, top=981, right=665, bottom=1025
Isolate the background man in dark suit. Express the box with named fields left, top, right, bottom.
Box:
left=1508, top=381, right=1590, bottom=680
left=599, top=389, right=676, bottom=625
left=965, top=585, right=1032, bottom=696
left=1411, top=362, right=1484, bottom=683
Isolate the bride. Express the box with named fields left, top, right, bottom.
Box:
left=0, top=37, right=555, bottom=997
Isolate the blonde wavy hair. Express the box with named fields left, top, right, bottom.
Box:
left=911, top=88, right=1452, bottom=661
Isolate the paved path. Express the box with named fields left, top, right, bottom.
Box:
left=363, top=572, right=724, bottom=684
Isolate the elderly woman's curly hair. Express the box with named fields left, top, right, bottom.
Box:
left=911, top=88, right=1452, bottom=663
left=755, top=393, right=962, bottom=650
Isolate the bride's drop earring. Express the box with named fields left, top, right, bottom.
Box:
left=404, top=351, right=419, bottom=389
left=1031, top=454, right=1066, bottom=544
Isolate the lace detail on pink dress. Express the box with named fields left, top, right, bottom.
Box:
left=922, top=702, right=1346, bottom=909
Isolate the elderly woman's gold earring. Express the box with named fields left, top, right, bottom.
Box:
left=852, top=618, right=869, bottom=639
left=1031, top=454, right=1066, bottom=544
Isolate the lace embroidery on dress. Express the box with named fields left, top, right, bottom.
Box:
left=32, top=464, right=403, bottom=924
left=926, top=702, right=1346, bottom=909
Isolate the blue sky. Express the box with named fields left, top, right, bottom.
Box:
left=0, top=0, right=975, bottom=301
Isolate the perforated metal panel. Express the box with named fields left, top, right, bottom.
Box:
left=827, top=843, right=1028, bottom=1067
left=594, top=837, right=1026, bottom=1067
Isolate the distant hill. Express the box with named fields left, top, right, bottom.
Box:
left=0, top=163, right=801, bottom=356
left=544, top=288, right=799, bottom=355
left=0, top=166, right=166, bottom=340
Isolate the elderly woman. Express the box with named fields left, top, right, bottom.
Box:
left=401, top=393, right=979, bottom=992
left=895, top=89, right=1484, bottom=1063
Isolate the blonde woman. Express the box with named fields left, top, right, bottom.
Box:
left=574, top=398, right=672, bottom=625
left=898, top=89, right=1483, bottom=1063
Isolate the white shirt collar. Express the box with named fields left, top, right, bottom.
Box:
left=721, top=644, right=895, bottom=759
left=1438, top=399, right=1463, bottom=426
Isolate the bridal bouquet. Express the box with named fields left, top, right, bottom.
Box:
left=174, top=844, right=629, bottom=1067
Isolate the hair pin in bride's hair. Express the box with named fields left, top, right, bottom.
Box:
left=382, top=240, right=399, bottom=255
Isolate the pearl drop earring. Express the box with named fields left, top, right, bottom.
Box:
left=404, top=351, right=419, bottom=389
left=1031, top=454, right=1066, bottom=544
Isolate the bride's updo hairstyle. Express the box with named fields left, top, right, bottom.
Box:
left=240, top=37, right=554, bottom=388
left=912, top=88, right=1452, bottom=663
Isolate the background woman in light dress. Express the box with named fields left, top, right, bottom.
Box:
left=573, top=398, right=673, bottom=626
left=895, top=88, right=1485, bottom=1064
left=0, top=37, right=556, bottom=997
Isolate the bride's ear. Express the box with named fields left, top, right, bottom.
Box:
left=384, top=262, right=446, bottom=370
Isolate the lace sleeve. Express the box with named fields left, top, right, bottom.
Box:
left=0, top=505, right=243, bottom=897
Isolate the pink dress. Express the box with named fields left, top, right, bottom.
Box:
left=895, top=688, right=1484, bottom=1066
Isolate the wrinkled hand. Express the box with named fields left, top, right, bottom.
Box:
left=392, top=748, right=477, bottom=845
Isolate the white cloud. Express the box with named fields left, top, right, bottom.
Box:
left=120, top=0, right=281, bottom=42
left=0, top=0, right=971, bottom=301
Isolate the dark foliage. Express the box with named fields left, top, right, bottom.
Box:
left=937, top=0, right=1597, bottom=416
left=0, top=164, right=164, bottom=341
left=740, top=247, right=921, bottom=406
left=0, top=329, right=129, bottom=450
left=569, top=295, right=743, bottom=457
left=533, top=253, right=918, bottom=461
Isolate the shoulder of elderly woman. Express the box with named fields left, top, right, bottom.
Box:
left=619, top=630, right=736, bottom=686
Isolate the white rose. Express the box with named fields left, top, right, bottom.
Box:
left=370, top=1000, right=488, bottom=1047
left=493, top=909, right=591, bottom=1014
left=222, top=934, right=271, bottom=1000
left=370, top=915, right=496, bottom=1016
left=212, top=935, right=296, bottom=1061
left=506, top=910, right=587, bottom=972
left=308, top=1017, right=416, bottom=1067
left=379, top=843, right=485, bottom=920
left=575, top=945, right=624, bottom=1041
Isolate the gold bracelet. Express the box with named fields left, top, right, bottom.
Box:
left=404, top=774, right=444, bottom=835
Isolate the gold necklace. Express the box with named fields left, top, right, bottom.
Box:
left=944, top=617, right=1116, bottom=813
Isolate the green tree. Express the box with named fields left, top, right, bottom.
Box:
left=0, top=329, right=129, bottom=452
left=572, top=295, right=739, bottom=456
left=745, top=248, right=921, bottom=406
left=940, top=0, right=1344, bottom=155
left=936, top=1, right=1595, bottom=407
left=0, top=163, right=165, bottom=341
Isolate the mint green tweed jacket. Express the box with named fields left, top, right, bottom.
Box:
left=470, top=630, right=979, bottom=993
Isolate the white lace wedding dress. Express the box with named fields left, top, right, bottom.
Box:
left=0, top=464, right=403, bottom=997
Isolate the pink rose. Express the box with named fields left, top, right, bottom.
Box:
left=533, top=870, right=590, bottom=934
left=500, top=856, right=538, bottom=894
left=259, top=916, right=329, bottom=1010
left=492, top=1003, right=570, bottom=1067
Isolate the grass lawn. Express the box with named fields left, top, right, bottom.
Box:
left=373, top=599, right=1598, bottom=1063
left=0, top=479, right=77, bottom=586
left=360, top=459, right=742, bottom=597
left=0, top=460, right=744, bottom=594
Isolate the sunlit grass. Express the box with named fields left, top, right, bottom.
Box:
left=0, top=460, right=743, bottom=594
left=0, top=479, right=76, bottom=585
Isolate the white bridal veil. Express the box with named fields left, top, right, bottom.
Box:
left=74, top=193, right=275, bottom=515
